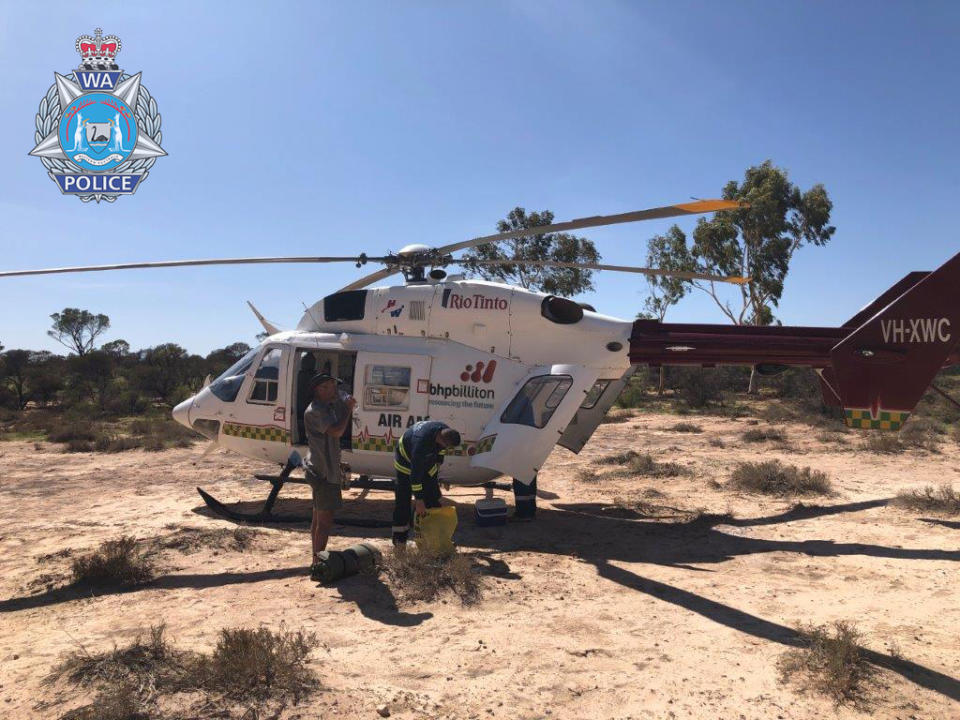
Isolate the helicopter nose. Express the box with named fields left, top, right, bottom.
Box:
left=172, top=397, right=192, bottom=429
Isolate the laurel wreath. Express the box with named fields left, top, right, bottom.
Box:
left=33, top=72, right=163, bottom=203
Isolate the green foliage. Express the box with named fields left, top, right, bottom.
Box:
left=646, top=161, right=834, bottom=326
left=460, top=207, right=601, bottom=295
left=48, top=308, right=110, bottom=356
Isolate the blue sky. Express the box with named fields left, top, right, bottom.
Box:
left=2, top=1, right=958, bottom=355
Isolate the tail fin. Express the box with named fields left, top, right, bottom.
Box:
left=842, top=271, right=929, bottom=328
left=830, top=252, right=960, bottom=429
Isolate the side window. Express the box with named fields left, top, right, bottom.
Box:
left=209, top=348, right=258, bottom=403
left=501, top=375, right=573, bottom=428
left=580, top=379, right=612, bottom=409
left=248, top=348, right=282, bottom=404
left=363, top=364, right=411, bottom=410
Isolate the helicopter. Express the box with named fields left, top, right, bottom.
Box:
left=5, top=198, right=960, bottom=523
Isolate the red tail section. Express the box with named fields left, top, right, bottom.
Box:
left=629, top=252, right=960, bottom=430
left=830, top=252, right=960, bottom=429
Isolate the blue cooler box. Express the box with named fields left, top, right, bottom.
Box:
left=474, top=498, right=508, bottom=526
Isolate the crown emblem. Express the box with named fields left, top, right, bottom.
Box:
left=75, top=28, right=122, bottom=71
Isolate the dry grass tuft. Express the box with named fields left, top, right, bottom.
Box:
left=52, top=623, right=320, bottom=718
left=198, top=626, right=320, bottom=702
left=383, top=546, right=483, bottom=605
left=815, top=431, right=848, bottom=444
left=59, top=684, right=146, bottom=720
left=601, top=409, right=633, bottom=424
left=729, top=461, right=832, bottom=497
left=667, top=422, right=703, bottom=433
left=708, top=437, right=725, bottom=448
left=70, top=537, right=154, bottom=589
left=742, top=428, right=787, bottom=443
left=594, top=450, right=687, bottom=478
left=892, top=484, right=960, bottom=515
left=860, top=433, right=905, bottom=454
left=158, top=527, right=260, bottom=554
left=778, top=621, right=874, bottom=705
left=898, top=419, right=943, bottom=451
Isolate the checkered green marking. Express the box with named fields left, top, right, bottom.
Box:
left=223, top=422, right=289, bottom=443
left=353, top=436, right=397, bottom=453
left=844, top=408, right=910, bottom=431
left=473, top=434, right=497, bottom=454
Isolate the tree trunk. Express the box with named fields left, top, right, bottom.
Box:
left=747, top=366, right=759, bottom=394
left=658, top=366, right=666, bottom=396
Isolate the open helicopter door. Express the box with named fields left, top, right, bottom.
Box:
left=353, top=351, right=433, bottom=455
left=558, top=366, right=637, bottom=453
left=469, top=364, right=599, bottom=483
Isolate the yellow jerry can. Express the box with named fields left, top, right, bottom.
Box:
left=413, top=506, right=458, bottom=554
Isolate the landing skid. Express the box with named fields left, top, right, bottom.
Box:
left=197, top=465, right=513, bottom=526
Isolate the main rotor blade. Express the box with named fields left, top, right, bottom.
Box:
left=338, top=267, right=400, bottom=291
left=0, top=256, right=386, bottom=278
left=459, top=258, right=750, bottom=285
left=436, top=199, right=744, bottom=255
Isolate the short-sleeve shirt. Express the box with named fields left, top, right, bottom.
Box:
left=303, top=396, right=347, bottom=484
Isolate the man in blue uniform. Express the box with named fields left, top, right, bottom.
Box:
left=392, top=420, right=461, bottom=546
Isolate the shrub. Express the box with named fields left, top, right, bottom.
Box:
left=601, top=408, right=633, bottom=424
left=64, top=438, right=94, bottom=453
left=778, top=621, right=873, bottom=705
left=675, top=368, right=722, bottom=408
left=892, top=485, right=960, bottom=515
left=742, top=428, right=786, bottom=443
left=860, top=434, right=904, bottom=454
left=729, top=461, right=832, bottom=496
left=667, top=422, right=703, bottom=433
left=198, top=626, right=319, bottom=702
left=596, top=451, right=686, bottom=478
left=70, top=537, right=154, bottom=589
left=898, top=418, right=942, bottom=451
left=52, top=623, right=320, bottom=718
left=383, top=547, right=482, bottom=605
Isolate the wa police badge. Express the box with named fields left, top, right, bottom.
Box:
left=29, top=29, right=166, bottom=203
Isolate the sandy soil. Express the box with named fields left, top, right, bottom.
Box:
left=1, top=411, right=959, bottom=719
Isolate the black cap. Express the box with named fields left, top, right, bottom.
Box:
left=309, top=373, right=341, bottom=389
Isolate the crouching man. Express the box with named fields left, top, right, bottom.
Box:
left=303, top=373, right=355, bottom=579
left=392, top=420, right=461, bottom=546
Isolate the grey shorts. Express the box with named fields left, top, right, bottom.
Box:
left=309, top=478, right=343, bottom=512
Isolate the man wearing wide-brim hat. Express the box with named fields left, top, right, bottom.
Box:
left=303, top=372, right=356, bottom=578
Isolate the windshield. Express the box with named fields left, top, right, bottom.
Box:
left=209, top=347, right=259, bottom=402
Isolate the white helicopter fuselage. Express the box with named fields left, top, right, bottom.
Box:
left=173, top=279, right=634, bottom=484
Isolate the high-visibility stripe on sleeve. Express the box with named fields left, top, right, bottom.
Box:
left=428, top=464, right=438, bottom=477
left=398, top=438, right=411, bottom=462
left=394, top=461, right=411, bottom=474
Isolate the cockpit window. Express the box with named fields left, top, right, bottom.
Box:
left=249, top=348, right=282, bottom=404
left=501, top=374, right=573, bottom=428
left=209, top=347, right=258, bottom=402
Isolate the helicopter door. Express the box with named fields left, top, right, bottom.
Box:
left=469, top=364, right=598, bottom=483
left=558, top=366, right=637, bottom=453
left=353, top=352, right=433, bottom=451
left=218, top=344, right=290, bottom=462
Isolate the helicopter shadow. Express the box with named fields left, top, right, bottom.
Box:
left=442, top=496, right=960, bottom=702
